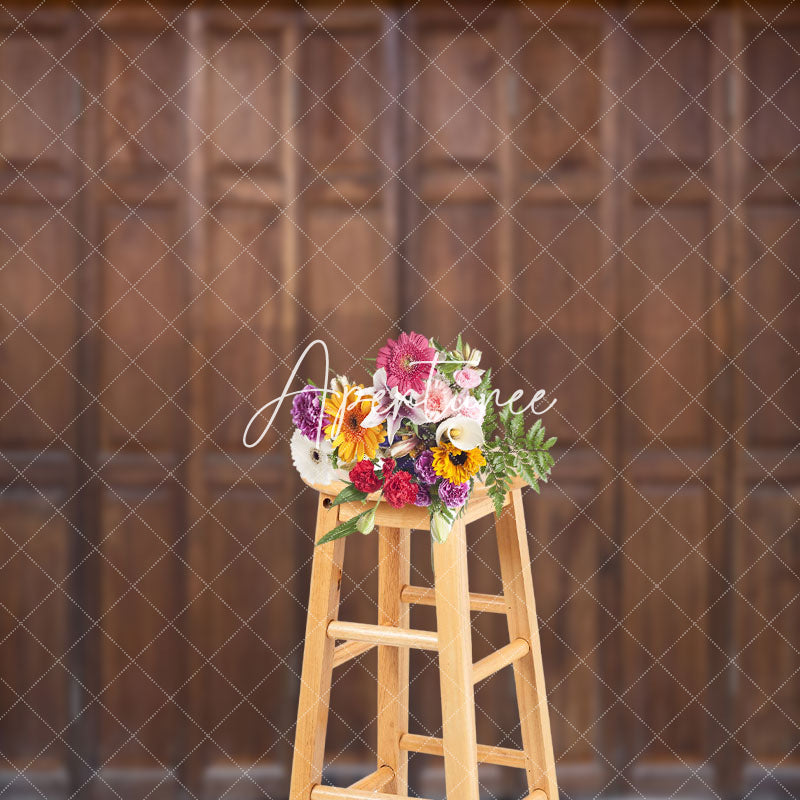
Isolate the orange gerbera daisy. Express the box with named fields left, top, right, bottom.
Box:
left=324, top=385, right=384, bottom=463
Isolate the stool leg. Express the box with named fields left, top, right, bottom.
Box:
left=377, top=526, right=411, bottom=793
left=289, top=497, right=346, bottom=800
left=495, top=489, right=558, bottom=800
left=433, top=518, right=480, bottom=800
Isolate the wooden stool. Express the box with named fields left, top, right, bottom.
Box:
left=289, top=479, right=558, bottom=800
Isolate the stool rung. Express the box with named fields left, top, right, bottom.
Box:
left=348, top=766, right=394, bottom=791
left=327, top=620, right=438, bottom=651
left=332, top=640, right=376, bottom=668
left=399, top=732, right=527, bottom=769
left=525, top=792, right=548, bottom=800
left=312, top=787, right=428, bottom=800
left=400, top=585, right=507, bottom=614
left=472, top=637, right=530, bottom=684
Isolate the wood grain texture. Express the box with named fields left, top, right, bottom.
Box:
left=348, top=766, right=394, bottom=792
left=1, top=4, right=799, bottom=799
left=289, top=498, right=346, bottom=800
left=432, top=519, right=480, bottom=800
left=376, top=526, right=411, bottom=793
left=399, top=733, right=526, bottom=770
left=327, top=620, right=437, bottom=651
left=332, top=639, right=375, bottom=668
left=311, top=786, right=430, bottom=800
left=400, top=585, right=507, bottom=614
left=472, top=637, right=531, bottom=684
left=495, top=489, right=559, bottom=800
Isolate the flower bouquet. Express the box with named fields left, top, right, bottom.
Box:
left=289, top=332, right=556, bottom=545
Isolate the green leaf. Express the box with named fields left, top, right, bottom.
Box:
left=510, top=409, right=524, bottom=439
left=543, top=436, right=557, bottom=450
left=526, top=418, right=542, bottom=444
left=330, top=484, right=369, bottom=507
left=488, top=484, right=505, bottom=516
left=476, top=367, right=493, bottom=400
left=519, top=461, right=537, bottom=488
left=316, top=513, right=370, bottom=545
left=482, top=402, right=498, bottom=440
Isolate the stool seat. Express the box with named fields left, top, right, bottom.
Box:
left=289, top=483, right=559, bottom=800
left=302, top=476, right=528, bottom=530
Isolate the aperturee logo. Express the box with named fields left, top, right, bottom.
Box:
left=244, top=335, right=557, bottom=544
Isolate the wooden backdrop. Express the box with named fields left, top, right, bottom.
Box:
left=0, top=2, right=798, bottom=799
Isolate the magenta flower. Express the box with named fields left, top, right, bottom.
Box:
left=376, top=332, right=436, bottom=395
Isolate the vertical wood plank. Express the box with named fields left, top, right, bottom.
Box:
left=68, top=13, right=103, bottom=798
left=289, top=497, right=346, bottom=800
left=377, top=526, right=411, bottom=793
left=709, top=6, right=746, bottom=799
left=597, top=7, right=632, bottom=793
left=282, top=10, right=301, bottom=344
left=495, top=16, right=522, bottom=793
left=496, top=7, right=517, bottom=357
left=495, top=489, right=558, bottom=800
left=179, top=7, right=209, bottom=797
left=376, top=34, right=408, bottom=783
left=433, top=519, right=480, bottom=800
left=281, top=12, right=310, bottom=782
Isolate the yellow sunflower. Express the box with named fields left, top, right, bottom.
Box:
left=324, top=385, right=384, bottom=463
left=431, top=442, right=486, bottom=484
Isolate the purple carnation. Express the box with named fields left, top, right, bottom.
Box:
left=413, top=484, right=431, bottom=507
left=438, top=479, right=469, bottom=509
left=414, top=449, right=437, bottom=485
left=291, top=385, right=329, bottom=440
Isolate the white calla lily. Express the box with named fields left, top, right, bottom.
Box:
left=435, top=415, right=484, bottom=450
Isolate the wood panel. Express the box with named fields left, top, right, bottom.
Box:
left=735, top=11, right=800, bottom=790
left=0, top=4, right=798, bottom=800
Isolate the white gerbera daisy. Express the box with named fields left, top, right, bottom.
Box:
left=290, top=429, right=336, bottom=485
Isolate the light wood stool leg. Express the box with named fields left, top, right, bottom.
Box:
left=433, top=519, right=480, bottom=800
left=495, top=489, right=558, bottom=800
left=377, top=526, right=411, bottom=794
left=290, top=497, right=347, bottom=800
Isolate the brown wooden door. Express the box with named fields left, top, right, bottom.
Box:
left=1, top=3, right=798, bottom=799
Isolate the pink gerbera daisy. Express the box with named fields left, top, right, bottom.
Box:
left=376, top=332, right=436, bottom=395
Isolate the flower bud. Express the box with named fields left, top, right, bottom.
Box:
left=389, top=435, right=419, bottom=458
left=356, top=506, right=376, bottom=535
left=330, top=374, right=350, bottom=394
left=467, top=349, right=482, bottom=367
left=430, top=512, right=452, bottom=544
